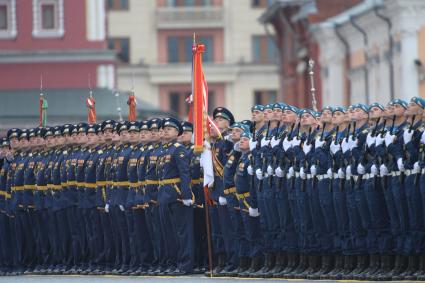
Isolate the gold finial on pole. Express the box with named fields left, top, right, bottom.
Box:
left=308, top=59, right=318, bottom=112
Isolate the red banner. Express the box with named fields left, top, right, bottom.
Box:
left=128, top=94, right=137, bottom=121
left=192, top=44, right=206, bottom=153
left=86, top=96, right=96, bottom=124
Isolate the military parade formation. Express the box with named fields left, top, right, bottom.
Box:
left=2, top=98, right=425, bottom=280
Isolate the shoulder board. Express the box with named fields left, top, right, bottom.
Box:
left=148, top=145, right=153, bottom=150
left=174, top=142, right=181, bottom=147
left=98, top=150, right=103, bottom=154
left=190, top=145, right=194, bottom=150
left=362, top=128, right=369, bottom=134
left=63, top=150, right=68, bottom=155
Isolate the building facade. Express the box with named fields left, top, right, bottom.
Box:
left=313, top=0, right=425, bottom=107
left=107, top=0, right=280, bottom=120
left=0, top=0, right=115, bottom=91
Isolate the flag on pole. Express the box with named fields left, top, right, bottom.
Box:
left=87, top=91, right=96, bottom=124
left=127, top=94, right=137, bottom=121
left=39, top=94, right=48, bottom=127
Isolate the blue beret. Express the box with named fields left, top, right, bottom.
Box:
left=240, top=119, right=253, bottom=129
left=273, top=102, right=286, bottom=110
left=354, top=103, right=369, bottom=113
left=369, top=102, right=384, bottom=111
left=321, top=106, right=333, bottom=113
left=264, top=103, right=274, bottom=110
left=411, top=97, right=425, bottom=109
left=389, top=99, right=408, bottom=109
left=7, top=128, right=21, bottom=139
left=240, top=131, right=252, bottom=139
left=284, top=105, right=299, bottom=114
left=213, top=107, right=235, bottom=125
left=162, top=117, right=183, bottom=135
left=332, top=106, right=347, bottom=114
left=181, top=121, right=193, bottom=132
left=251, top=105, right=265, bottom=112
left=298, top=108, right=314, bottom=117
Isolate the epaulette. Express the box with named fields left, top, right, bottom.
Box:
left=63, top=150, right=68, bottom=155
left=190, top=145, right=194, bottom=150
left=148, top=145, right=153, bottom=150
left=174, top=142, right=181, bottom=148
left=98, top=149, right=103, bottom=154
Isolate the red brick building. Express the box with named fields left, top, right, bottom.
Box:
left=260, top=0, right=361, bottom=110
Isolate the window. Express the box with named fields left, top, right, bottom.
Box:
left=0, top=5, right=7, bottom=30
left=166, top=0, right=211, bottom=7
left=32, top=0, right=64, bottom=38
left=168, top=91, right=191, bottom=117
left=252, top=0, right=273, bottom=8
left=108, top=38, right=130, bottom=63
left=252, top=35, right=278, bottom=63
left=167, top=35, right=214, bottom=63
left=108, top=0, right=128, bottom=10
left=254, top=90, right=277, bottom=105
left=41, top=4, right=54, bottom=29
left=0, top=0, right=16, bottom=39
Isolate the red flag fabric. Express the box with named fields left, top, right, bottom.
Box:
left=86, top=96, right=96, bottom=124
left=127, top=94, right=137, bottom=121
left=192, top=43, right=206, bottom=153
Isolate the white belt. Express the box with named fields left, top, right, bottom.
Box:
left=362, top=173, right=376, bottom=180
left=295, top=172, right=300, bottom=178
left=391, top=171, right=401, bottom=177
left=333, top=173, right=339, bottom=179
left=306, top=174, right=313, bottom=179
left=422, top=168, right=425, bottom=174
left=317, top=174, right=330, bottom=180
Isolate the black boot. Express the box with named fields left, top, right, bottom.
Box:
left=393, top=255, right=418, bottom=281
left=358, top=254, right=380, bottom=280
left=385, top=255, right=407, bottom=279
left=270, top=252, right=286, bottom=276
left=337, top=255, right=356, bottom=280
left=372, top=254, right=394, bottom=281
left=415, top=255, right=425, bottom=279
left=296, top=254, right=319, bottom=279
left=205, top=253, right=226, bottom=277
left=249, top=253, right=275, bottom=278
left=235, top=257, right=250, bottom=276
left=286, top=253, right=308, bottom=278
left=325, top=254, right=344, bottom=280
left=309, top=254, right=334, bottom=279
left=345, top=255, right=368, bottom=279
left=239, top=256, right=263, bottom=277
left=274, top=252, right=298, bottom=278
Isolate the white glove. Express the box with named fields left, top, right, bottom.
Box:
left=291, top=137, right=301, bottom=147
left=119, top=205, right=125, bottom=212
left=384, top=132, right=395, bottom=147
left=300, top=167, right=306, bottom=179
left=288, top=166, right=295, bottom=177
left=403, top=129, right=414, bottom=144
left=247, top=165, right=254, bottom=175
left=366, top=133, right=376, bottom=148
left=357, top=163, right=365, bottom=175
left=248, top=207, right=260, bottom=217
left=371, top=164, right=378, bottom=175
left=275, top=167, right=284, bottom=177
left=249, top=139, right=257, bottom=151
left=182, top=199, right=193, bottom=206
left=203, top=140, right=211, bottom=150
left=104, top=203, right=110, bottom=213
left=303, top=142, right=312, bottom=155
left=218, top=196, right=227, bottom=206
left=270, top=136, right=280, bottom=148
left=330, top=141, right=341, bottom=154
left=375, top=134, right=385, bottom=146
left=326, top=168, right=333, bottom=179
left=341, top=138, right=350, bottom=153
left=380, top=164, right=388, bottom=176
left=346, top=165, right=352, bottom=178
left=397, top=158, right=405, bottom=171
left=261, top=137, right=269, bottom=148
left=310, top=165, right=317, bottom=176
left=233, top=142, right=241, bottom=152
left=282, top=137, right=291, bottom=151
left=256, top=169, right=266, bottom=180
left=421, top=132, right=425, bottom=144
left=349, top=137, right=358, bottom=149
left=315, top=137, right=325, bottom=149
left=413, top=161, right=421, bottom=174
left=267, top=165, right=274, bottom=176
left=338, top=168, right=345, bottom=179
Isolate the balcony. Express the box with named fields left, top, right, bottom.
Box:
left=156, top=6, right=224, bottom=29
